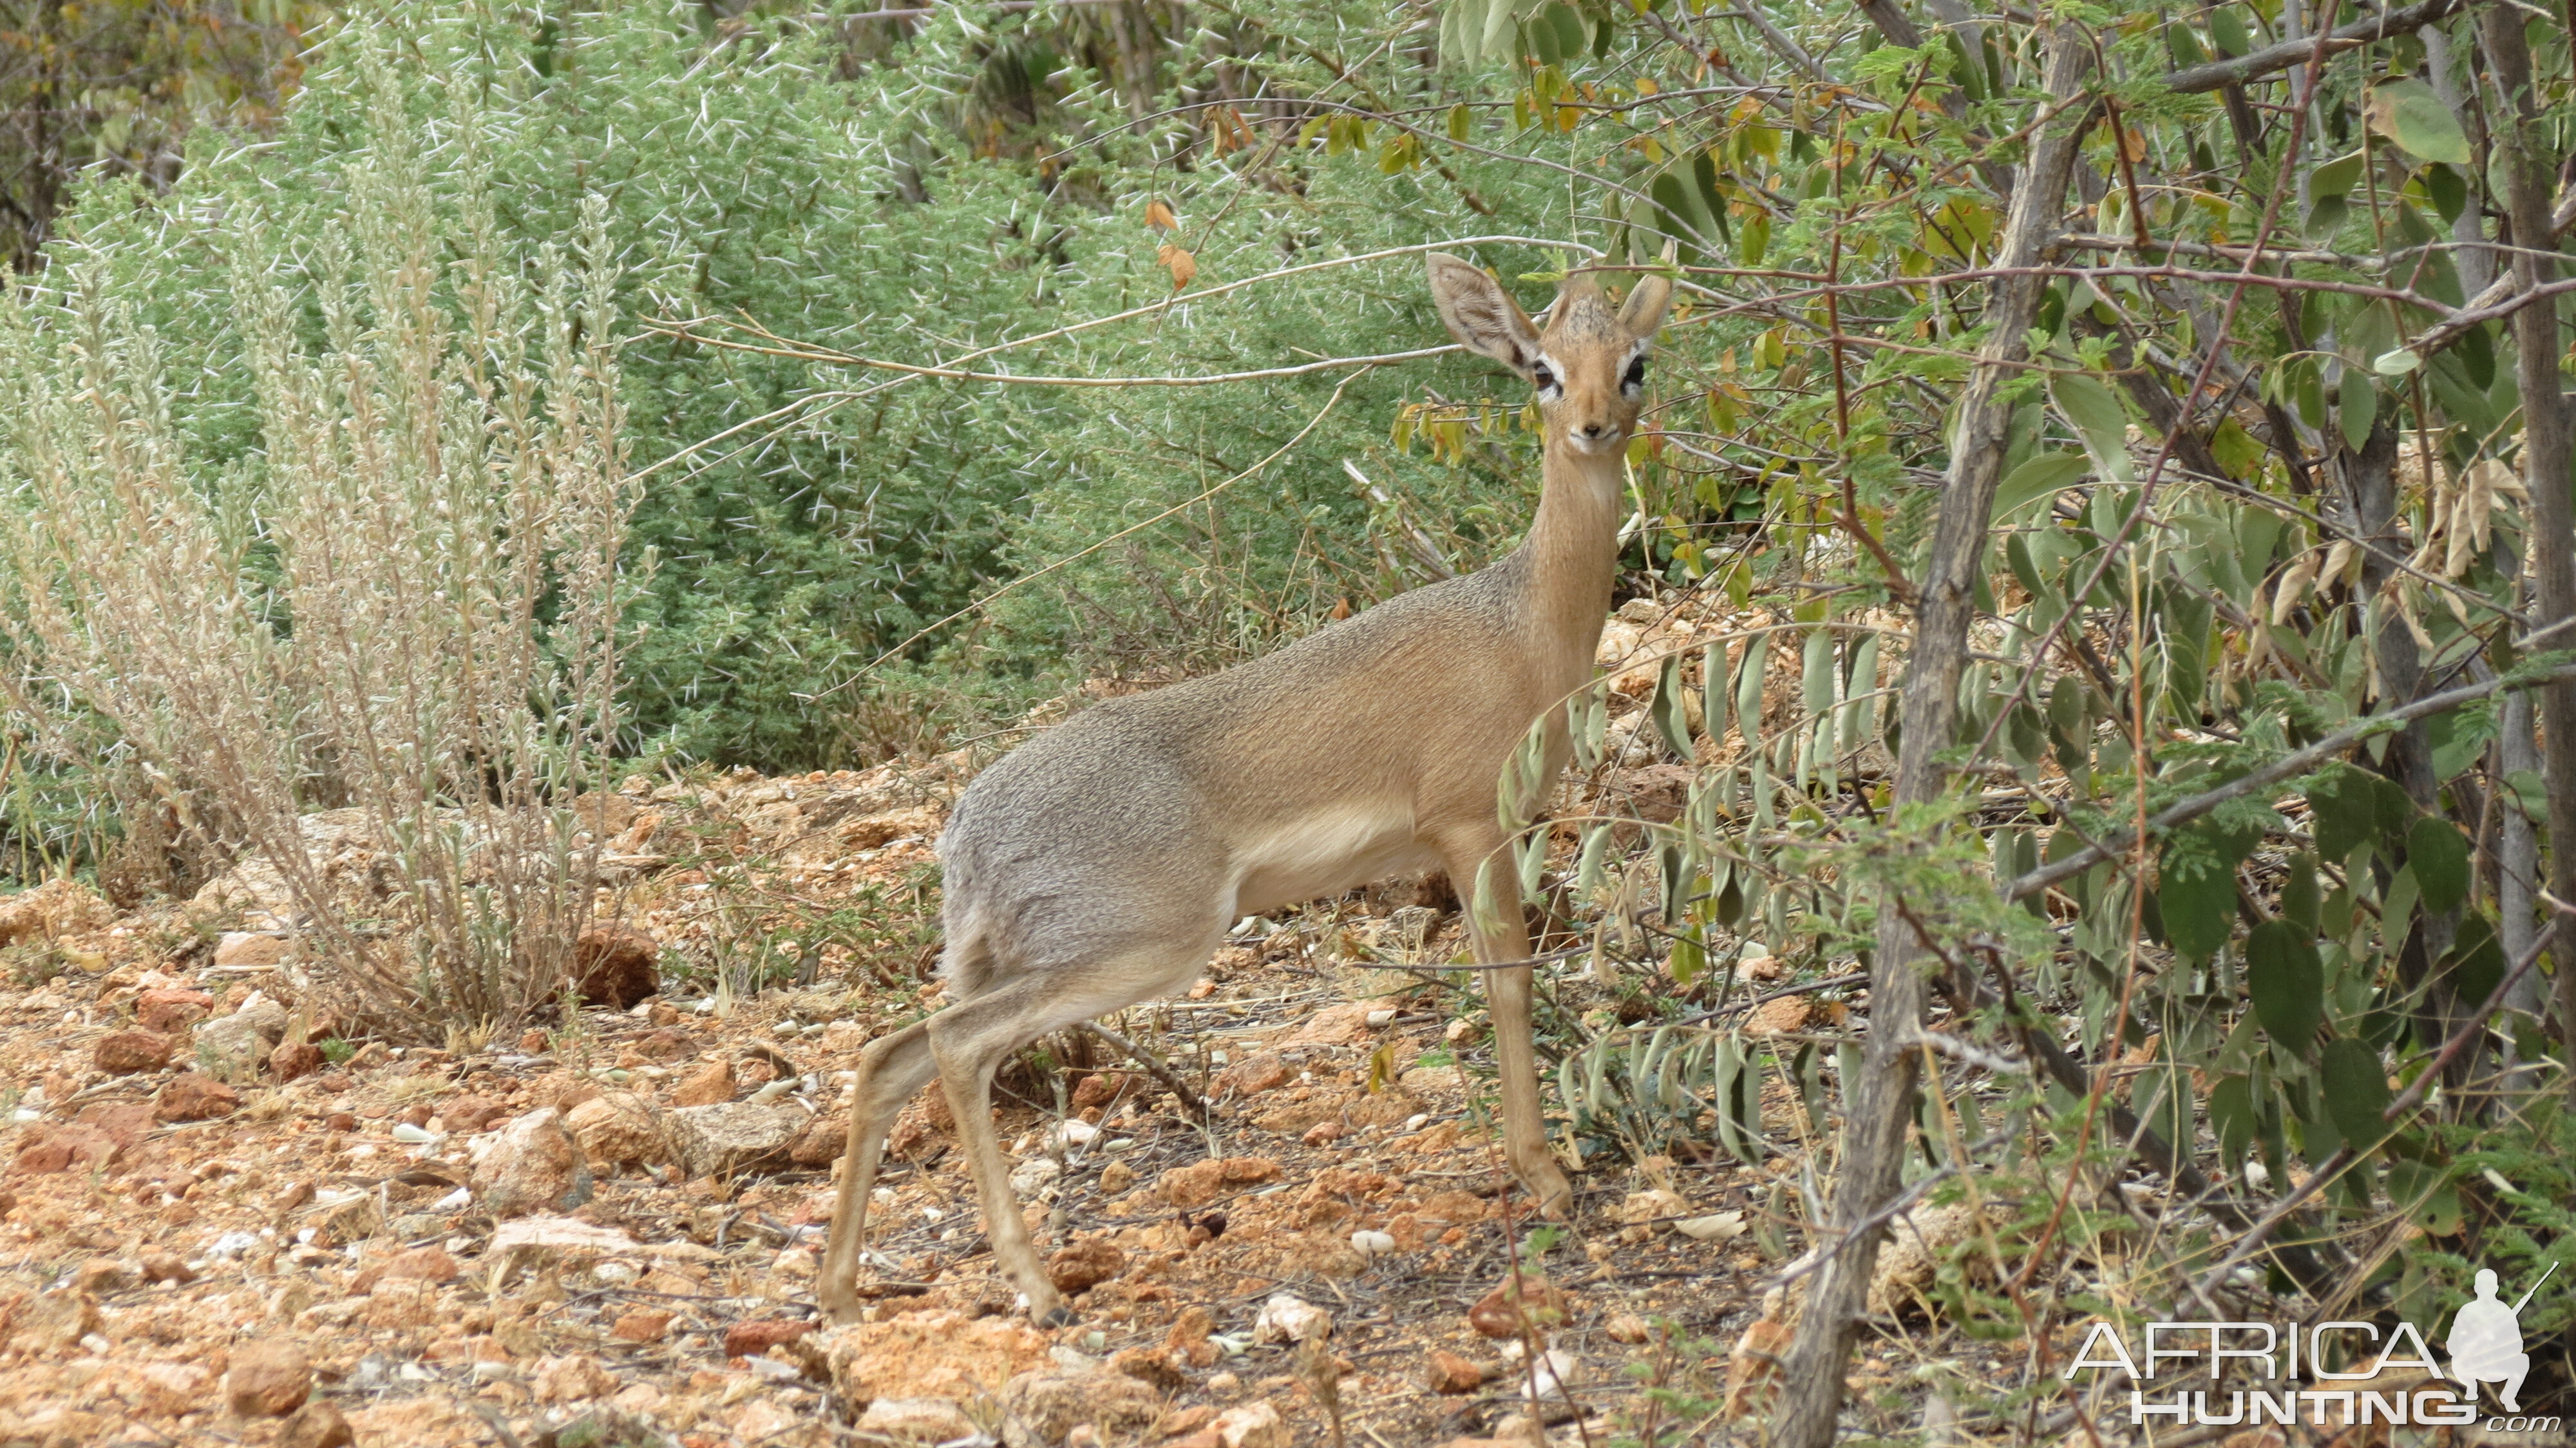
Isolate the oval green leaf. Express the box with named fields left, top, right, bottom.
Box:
left=1995, top=450, right=2090, bottom=522
left=2407, top=817, right=2470, bottom=915
left=2157, top=855, right=2237, bottom=960
left=2320, top=1037, right=2393, bottom=1150
left=2246, top=917, right=2325, bottom=1052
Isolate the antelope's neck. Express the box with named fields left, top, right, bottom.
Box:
left=1515, top=435, right=1626, bottom=677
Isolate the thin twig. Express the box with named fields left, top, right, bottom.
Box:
left=804, top=367, right=1368, bottom=698
left=1075, top=1020, right=1213, bottom=1121
left=1999, top=658, right=2576, bottom=903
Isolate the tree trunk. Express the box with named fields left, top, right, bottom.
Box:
left=1765, top=27, right=2095, bottom=1448
left=2472, top=5, right=2576, bottom=1063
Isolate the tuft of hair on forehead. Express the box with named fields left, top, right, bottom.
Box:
left=1542, top=270, right=1629, bottom=344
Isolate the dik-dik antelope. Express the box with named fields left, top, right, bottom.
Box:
left=817, top=252, right=1674, bottom=1324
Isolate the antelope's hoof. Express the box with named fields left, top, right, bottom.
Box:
left=1519, top=1165, right=1578, bottom=1220
left=1036, top=1302, right=1077, bottom=1329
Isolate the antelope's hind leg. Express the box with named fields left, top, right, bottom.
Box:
left=817, top=1018, right=939, bottom=1324
left=925, top=944, right=1213, bottom=1324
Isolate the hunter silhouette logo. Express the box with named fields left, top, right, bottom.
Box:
left=2063, top=1260, right=2562, bottom=1429
left=2448, top=1262, right=2553, bottom=1412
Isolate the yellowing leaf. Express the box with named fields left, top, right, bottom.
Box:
left=2364, top=79, right=2470, bottom=166
left=1158, top=243, right=1197, bottom=291
left=1144, top=198, right=1179, bottom=231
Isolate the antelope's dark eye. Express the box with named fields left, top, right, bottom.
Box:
left=1624, top=356, right=1647, bottom=390
left=1531, top=362, right=1558, bottom=392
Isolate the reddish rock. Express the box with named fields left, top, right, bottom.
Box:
left=612, top=1309, right=676, bottom=1342
left=531, top=1353, right=616, bottom=1404
left=469, top=1108, right=590, bottom=1217
left=888, top=1111, right=945, bottom=1162
left=140, top=1251, right=196, bottom=1284
left=278, top=1400, right=354, bottom=1448
left=14, top=1125, right=118, bottom=1175
left=1467, top=1279, right=1571, bottom=1338
left=920, top=1090, right=956, bottom=1132
left=1108, top=1346, right=1184, bottom=1391
left=573, top=923, right=659, bottom=1009
left=1427, top=1349, right=1484, bottom=1394
left=72, top=1258, right=136, bottom=1293
left=1158, top=1155, right=1282, bottom=1208
left=724, top=1319, right=811, bottom=1359
left=1165, top=1305, right=1218, bottom=1368
left=225, top=1341, right=312, bottom=1417
left=135, top=988, right=216, bottom=1034
left=74, top=1101, right=155, bottom=1151
left=1070, top=1073, right=1131, bottom=1110
left=533, top=1071, right=602, bottom=1111
left=1046, top=1238, right=1126, bottom=1294
left=213, top=933, right=292, bottom=969
left=1212, top=1053, right=1293, bottom=1097
left=820, top=1310, right=1054, bottom=1404
left=439, top=1094, right=508, bottom=1134
left=18, top=1290, right=102, bottom=1351
left=94, top=1030, right=178, bottom=1074
left=269, top=1040, right=325, bottom=1083
left=1212, top=1402, right=1291, bottom=1448
left=155, top=1073, right=240, bottom=1121
left=1743, top=994, right=1815, bottom=1036
left=671, top=1059, right=735, bottom=1107
left=788, top=1109, right=849, bottom=1167
left=564, top=1092, right=668, bottom=1168
left=379, top=1246, right=459, bottom=1283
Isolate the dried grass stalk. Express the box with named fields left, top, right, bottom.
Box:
left=0, top=62, right=640, bottom=1039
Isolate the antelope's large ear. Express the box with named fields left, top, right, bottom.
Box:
left=1619, top=267, right=1676, bottom=340
left=1427, top=252, right=1542, bottom=375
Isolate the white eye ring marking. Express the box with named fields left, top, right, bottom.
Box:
left=1531, top=353, right=1566, bottom=399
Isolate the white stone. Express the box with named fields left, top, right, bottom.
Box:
left=1251, top=1292, right=1331, bottom=1345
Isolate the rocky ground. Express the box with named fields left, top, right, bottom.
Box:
left=0, top=600, right=1973, bottom=1448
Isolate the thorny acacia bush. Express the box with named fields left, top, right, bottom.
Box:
left=0, top=59, right=636, bottom=1040
left=1344, top=0, right=2576, bottom=1436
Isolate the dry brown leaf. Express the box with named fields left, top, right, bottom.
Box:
left=1158, top=242, right=1197, bottom=291
left=1144, top=198, right=1179, bottom=231
left=2270, top=553, right=2316, bottom=624
left=1211, top=106, right=1252, bottom=154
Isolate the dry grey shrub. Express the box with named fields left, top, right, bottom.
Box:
left=0, top=70, right=640, bottom=1039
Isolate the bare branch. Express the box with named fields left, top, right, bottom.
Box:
left=2159, top=0, right=2468, bottom=94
